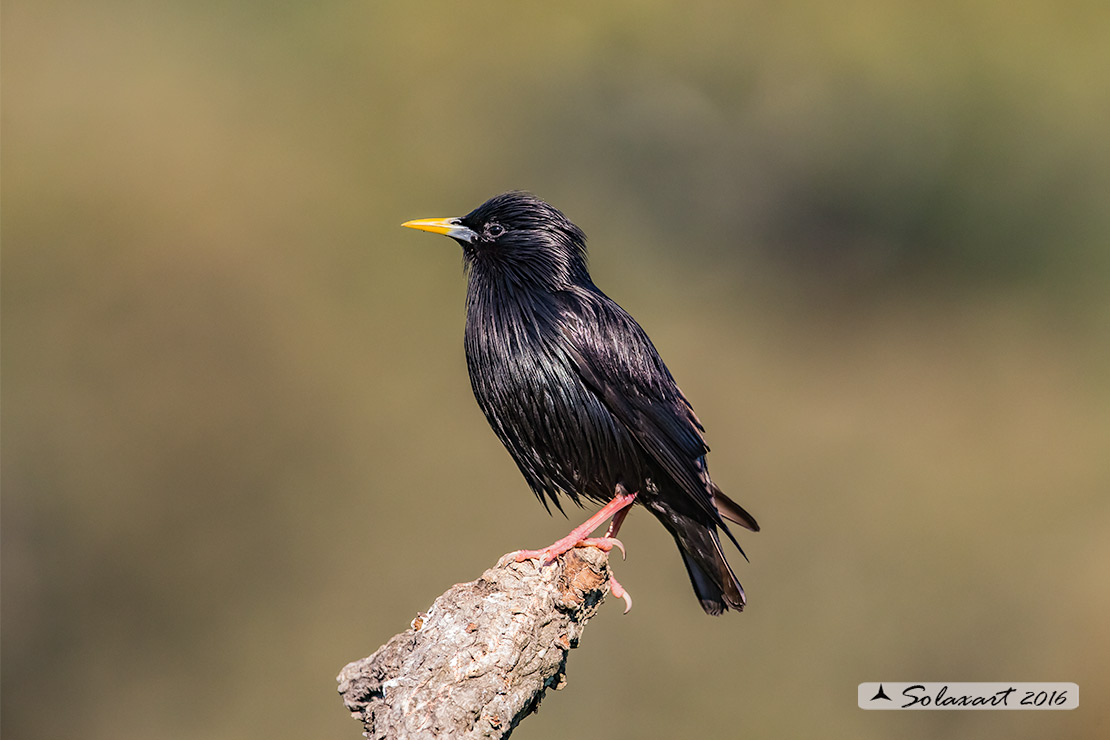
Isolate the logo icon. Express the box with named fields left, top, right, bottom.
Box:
left=870, top=684, right=892, bottom=702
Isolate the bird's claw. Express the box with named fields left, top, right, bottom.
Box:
left=512, top=547, right=558, bottom=565
left=608, top=571, right=633, bottom=614
left=575, top=536, right=626, bottom=560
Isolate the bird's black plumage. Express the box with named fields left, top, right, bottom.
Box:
left=405, top=191, right=759, bottom=615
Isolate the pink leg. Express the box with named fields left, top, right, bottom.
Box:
left=604, top=502, right=632, bottom=538
left=514, top=490, right=637, bottom=564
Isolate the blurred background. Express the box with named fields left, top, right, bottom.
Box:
left=3, top=1, right=1108, bottom=738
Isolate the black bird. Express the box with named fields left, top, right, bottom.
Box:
left=403, top=192, right=759, bottom=615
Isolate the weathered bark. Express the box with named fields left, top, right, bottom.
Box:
left=337, top=547, right=613, bottom=739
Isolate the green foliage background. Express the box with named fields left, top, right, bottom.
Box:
left=3, top=2, right=1108, bottom=738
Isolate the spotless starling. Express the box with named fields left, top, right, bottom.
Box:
left=403, top=192, right=759, bottom=615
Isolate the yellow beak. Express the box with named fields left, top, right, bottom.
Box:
left=401, top=217, right=478, bottom=242
left=401, top=217, right=456, bottom=236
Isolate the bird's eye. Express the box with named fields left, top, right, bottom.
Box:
left=487, top=223, right=505, bottom=238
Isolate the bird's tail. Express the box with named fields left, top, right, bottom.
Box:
left=672, top=517, right=746, bottom=616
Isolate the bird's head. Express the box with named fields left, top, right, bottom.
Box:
left=403, top=191, right=589, bottom=291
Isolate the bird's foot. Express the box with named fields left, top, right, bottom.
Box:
left=512, top=536, right=625, bottom=565
left=510, top=537, right=632, bottom=614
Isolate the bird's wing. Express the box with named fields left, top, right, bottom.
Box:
left=555, top=289, right=718, bottom=519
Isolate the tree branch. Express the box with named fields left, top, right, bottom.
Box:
left=336, top=546, right=614, bottom=739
